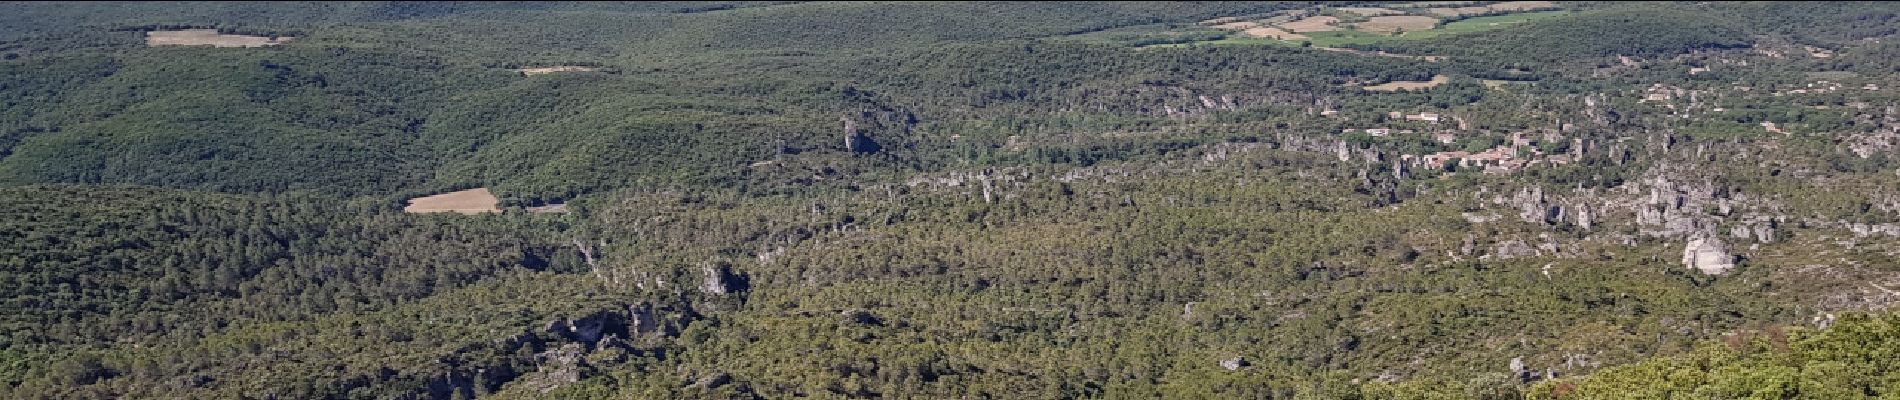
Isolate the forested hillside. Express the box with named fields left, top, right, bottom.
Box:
left=4, top=1, right=1900, bottom=399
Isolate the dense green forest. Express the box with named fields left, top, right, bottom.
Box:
left=3, top=1, right=1900, bottom=399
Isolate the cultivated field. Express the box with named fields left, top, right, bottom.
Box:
left=1243, top=27, right=1307, bottom=40
left=1200, top=16, right=1244, bottom=25
left=1481, top=79, right=1534, bottom=89
left=145, top=29, right=292, bottom=47
left=1151, top=2, right=1566, bottom=49
left=1488, top=1, right=1558, bottom=12
left=1393, top=1, right=1486, bottom=6
left=1208, top=20, right=1311, bottom=40
left=1281, top=16, right=1341, bottom=32
left=1214, top=21, right=1262, bottom=30
left=404, top=188, right=501, bottom=214
left=1363, top=74, right=1450, bottom=91
left=1428, top=1, right=1557, bottom=17
left=1357, top=16, right=1439, bottom=33
left=1335, top=7, right=1405, bottom=17
left=1426, top=6, right=1494, bottom=17
left=514, top=66, right=602, bottom=75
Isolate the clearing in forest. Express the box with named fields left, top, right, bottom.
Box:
left=1201, top=16, right=1245, bottom=25
left=1316, top=47, right=1444, bottom=61
left=1427, top=1, right=1557, bottom=17
left=404, top=188, right=500, bottom=214
left=145, top=29, right=292, bottom=47
left=1214, top=21, right=1262, bottom=30
left=1392, top=1, right=1486, bottom=7
left=1356, top=16, right=1439, bottom=33
left=1208, top=20, right=1308, bottom=40
left=526, top=203, right=570, bottom=214
left=1426, top=6, right=1494, bottom=17
left=1152, top=3, right=1565, bottom=48
left=513, top=66, right=601, bottom=75
left=1362, top=75, right=1450, bottom=91
left=1481, top=79, right=1532, bottom=89
left=1487, top=1, right=1558, bottom=12
left=1280, top=16, right=1341, bottom=32
left=1243, top=27, right=1307, bottom=40
left=1335, top=7, right=1405, bottom=17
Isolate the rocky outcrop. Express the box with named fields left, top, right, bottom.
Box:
left=1845, top=129, right=1898, bottom=159
left=1682, top=235, right=1736, bottom=275
left=543, top=310, right=629, bottom=345
left=700, top=264, right=747, bottom=296
left=1220, top=356, right=1249, bottom=371
left=1482, top=162, right=1790, bottom=251
left=842, top=116, right=880, bottom=154
left=630, top=302, right=661, bottom=338
left=1729, top=216, right=1780, bottom=242
left=1493, top=240, right=1539, bottom=260
left=1846, top=222, right=1900, bottom=238
left=521, top=343, right=591, bottom=393
left=1574, top=203, right=1593, bottom=230
left=1510, top=186, right=1558, bottom=225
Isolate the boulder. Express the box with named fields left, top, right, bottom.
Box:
left=526, top=343, right=590, bottom=392
left=1220, top=356, right=1248, bottom=371
left=1494, top=240, right=1538, bottom=260
left=1682, top=235, right=1735, bottom=275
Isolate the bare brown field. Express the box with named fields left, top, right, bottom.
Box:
left=1488, top=1, right=1558, bottom=12
left=514, top=66, right=601, bottom=76
left=1200, top=16, right=1244, bottom=25
left=1335, top=7, right=1405, bottom=17
left=1357, top=15, right=1439, bottom=33
left=145, top=29, right=292, bottom=47
left=1280, top=16, right=1340, bottom=32
left=1258, top=14, right=1300, bottom=25
left=404, top=188, right=500, bottom=214
left=1363, top=75, right=1450, bottom=91
left=1426, top=6, right=1493, bottom=17
left=1395, top=1, right=1485, bottom=7
left=1428, top=1, right=1557, bottom=17
left=1243, top=27, right=1307, bottom=40
left=1213, top=21, right=1262, bottom=30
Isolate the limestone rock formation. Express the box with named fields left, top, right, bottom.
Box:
left=1681, top=235, right=1735, bottom=275
left=1493, top=239, right=1539, bottom=260
left=1220, top=356, right=1248, bottom=371
left=693, top=372, right=733, bottom=389
left=525, top=343, right=591, bottom=392
left=842, top=116, right=879, bottom=154
left=629, top=302, right=660, bottom=338
left=700, top=264, right=746, bottom=295
left=544, top=311, right=627, bottom=345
